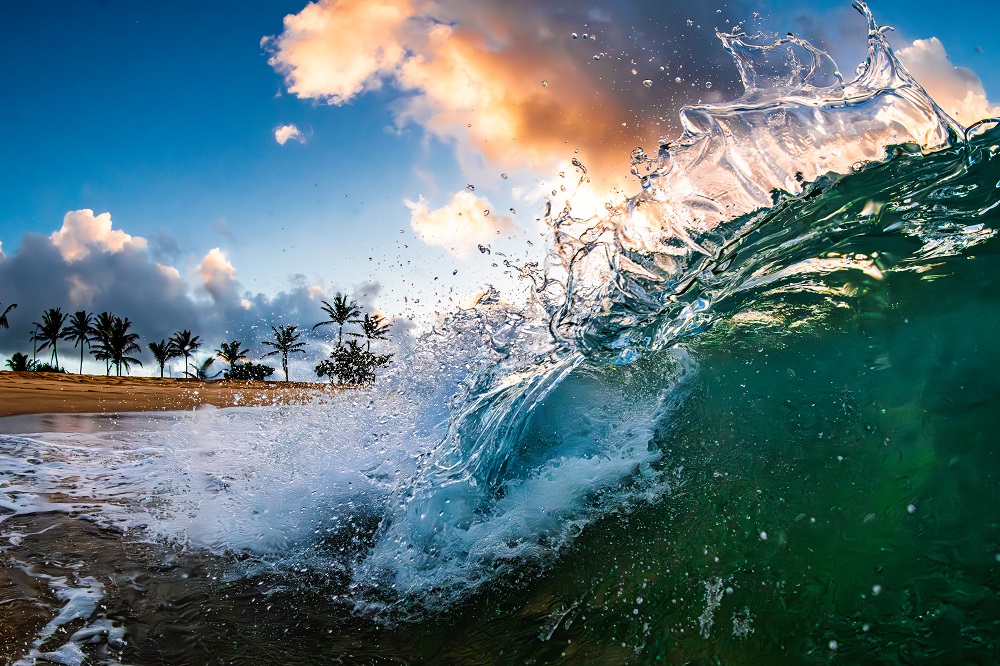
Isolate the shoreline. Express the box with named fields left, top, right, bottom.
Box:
left=0, top=371, right=340, bottom=418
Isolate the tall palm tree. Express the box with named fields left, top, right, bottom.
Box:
left=359, top=313, right=391, bottom=351
left=169, top=330, right=201, bottom=378
left=215, top=340, right=248, bottom=375
left=313, top=293, right=361, bottom=347
left=63, top=310, right=93, bottom=374
left=188, top=357, right=222, bottom=380
left=0, top=302, right=16, bottom=329
left=92, top=316, right=142, bottom=376
left=90, top=312, right=116, bottom=375
left=31, top=308, right=68, bottom=368
left=148, top=340, right=178, bottom=378
left=261, top=324, right=307, bottom=382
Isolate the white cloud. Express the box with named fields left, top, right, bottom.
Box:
left=197, top=247, right=240, bottom=304
left=406, top=190, right=512, bottom=256
left=274, top=123, right=307, bottom=145
left=898, top=38, right=1000, bottom=127
left=50, top=209, right=147, bottom=261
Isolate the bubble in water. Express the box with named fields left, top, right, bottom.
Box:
left=643, top=80, right=653, bottom=88
left=872, top=584, right=882, bottom=595
left=705, top=81, right=712, bottom=89
left=759, top=531, right=767, bottom=540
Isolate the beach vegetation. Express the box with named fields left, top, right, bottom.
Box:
left=0, top=302, right=16, bottom=329
left=169, top=330, right=202, bottom=378
left=63, top=310, right=94, bottom=374
left=215, top=340, right=249, bottom=374
left=261, top=324, right=306, bottom=382
left=92, top=315, right=143, bottom=376
left=225, top=361, right=275, bottom=381
left=148, top=339, right=180, bottom=378
left=31, top=308, right=68, bottom=368
left=314, top=293, right=362, bottom=347
left=315, top=339, right=393, bottom=386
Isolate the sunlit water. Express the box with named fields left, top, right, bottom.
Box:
left=3, top=2, right=1000, bottom=663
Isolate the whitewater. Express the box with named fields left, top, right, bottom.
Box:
left=2, top=2, right=999, bottom=662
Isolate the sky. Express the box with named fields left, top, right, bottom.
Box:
left=0, top=0, right=997, bottom=377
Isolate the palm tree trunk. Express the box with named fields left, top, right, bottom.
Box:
left=79, top=344, right=84, bottom=374
left=338, top=326, right=343, bottom=347
left=282, top=354, right=289, bottom=382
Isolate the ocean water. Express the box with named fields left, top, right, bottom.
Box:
left=2, top=3, right=999, bottom=663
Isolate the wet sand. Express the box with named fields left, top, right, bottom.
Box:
left=0, top=371, right=337, bottom=417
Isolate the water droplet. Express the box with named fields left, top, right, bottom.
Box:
left=509, top=208, right=516, bottom=214
left=571, top=32, right=578, bottom=39
left=705, top=81, right=712, bottom=89
left=541, top=80, right=548, bottom=87
left=500, top=173, right=508, bottom=179
left=686, top=19, right=693, bottom=26
left=907, top=503, right=916, bottom=513
left=872, top=584, right=882, bottom=595
left=483, top=209, right=490, bottom=216
left=659, top=66, right=665, bottom=71
left=631, top=68, right=638, bottom=75
left=675, top=77, right=682, bottom=83
left=759, top=531, right=768, bottom=541
left=466, top=184, right=475, bottom=191
left=582, top=33, right=589, bottom=39
left=829, top=640, right=838, bottom=651
left=643, top=79, right=652, bottom=88
left=593, top=54, right=601, bottom=61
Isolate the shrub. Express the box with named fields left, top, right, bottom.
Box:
left=225, top=362, right=275, bottom=382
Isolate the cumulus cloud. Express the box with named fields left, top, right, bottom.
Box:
left=197, top=247, right=240, bottom=304
left=274, top=123, right=307, bottom=145
left=406, top=190, right=512, bottom=256
left=50, top=209, right=147, bottom=261
left=898, top=38, right=1000, bottom=127
left=265, top=0, right=748, bottom=185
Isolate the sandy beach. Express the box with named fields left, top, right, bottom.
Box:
left=0, top=371, right=338, bottom=418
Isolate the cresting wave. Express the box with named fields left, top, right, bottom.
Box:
left=2, top=2, right=998, bottom=627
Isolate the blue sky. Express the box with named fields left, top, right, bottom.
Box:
left=0, top=0, right=997, bottom=373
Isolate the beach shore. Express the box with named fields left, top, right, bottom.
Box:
left=0, top=371, right=337, bottom=417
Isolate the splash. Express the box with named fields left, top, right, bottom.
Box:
left=2, top=2, right=997, bottom=627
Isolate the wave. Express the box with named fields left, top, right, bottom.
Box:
left=3, top=1, right=997, bottom=623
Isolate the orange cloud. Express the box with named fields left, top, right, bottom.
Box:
left=197, top=247, right=240, bottom=303
left=266, top=0, right=652, bottom=190
left=898, top=38, right=999, bottom=127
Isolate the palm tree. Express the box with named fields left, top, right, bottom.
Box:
left=93, top=316, right=142, bottom=376
left=169, top=330, right=201, bottom=378
left=0, top=302, right=16, bottom=329
left=314, top=293, right=361, bottom=347
left=63, top=310, right=93, bottom=374
left=31, top=308, right=68, bottom=368
left=148, top=340, right=178, bottom=378
left=188, top=357, right=222, bottom=380
left=90, top=312, right=116, bottom=375
left=359, top=313, right=391, bottom=351
left=261, top=324, right=307, bottom=382
left=215, top=340, right=248, bottom=375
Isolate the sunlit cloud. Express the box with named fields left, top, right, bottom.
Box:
left=274, top=123, right=307, bottom=145
left=197, top=247, right=240, bottom=304
left=50, top=209, right=147, bottom=261
left=898, top=38, right=999, bottom=127
left=406, top=190, right=512, bottom=256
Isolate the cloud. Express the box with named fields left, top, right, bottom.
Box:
left=274, top=123, right=307, bottom=145
left=50, top=209, right=147, bottom=261
left=897, top=38, right=1000, bottom=127
left=406, top=190, right=512, bottom=256
left=266, top=0, right=748, bottom=186
left=197, top=247, right=240, bottom=304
